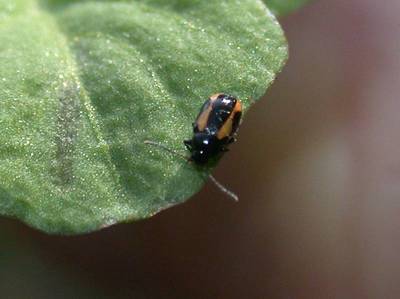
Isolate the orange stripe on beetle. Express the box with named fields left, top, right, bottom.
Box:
left=216, top=100, right=242, bottom=140
left=195, top=99, right=214, bottom=132
left=209, top=93, right=222, bottom=101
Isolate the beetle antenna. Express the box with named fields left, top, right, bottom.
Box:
left=144, top=140, right=188, bottom=161
left=144, top=140, right=238, bottom=201
left=209, top=175, right=239, bottom=202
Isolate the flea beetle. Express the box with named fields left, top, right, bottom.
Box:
left=145, top=93, right=242, bottom=201
left=184, top=93, right=242, bottom=164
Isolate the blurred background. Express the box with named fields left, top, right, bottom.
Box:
left=1, top=0, right=400, bottom=298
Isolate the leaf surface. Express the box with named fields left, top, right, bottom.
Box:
left=0, top=0, right=287, bottom=234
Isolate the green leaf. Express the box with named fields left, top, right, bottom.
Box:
left=0, top=0, right=287, bottom=234
left=263, top=0, right=311, bottom=16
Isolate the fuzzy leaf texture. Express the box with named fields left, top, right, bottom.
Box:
left=0, top=0, right=287, bottom=234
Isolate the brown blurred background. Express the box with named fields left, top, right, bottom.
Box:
left=1, top=0, right=400, bottom=298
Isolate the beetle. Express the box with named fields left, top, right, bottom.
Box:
left=184, top=93, right=242, bottom=164
left=145, top=93, right=242, bottom=201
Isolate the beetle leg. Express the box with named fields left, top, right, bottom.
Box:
left=228, top=137, right=236, bottom=144
left=184, top=139, right=192, bottom=150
